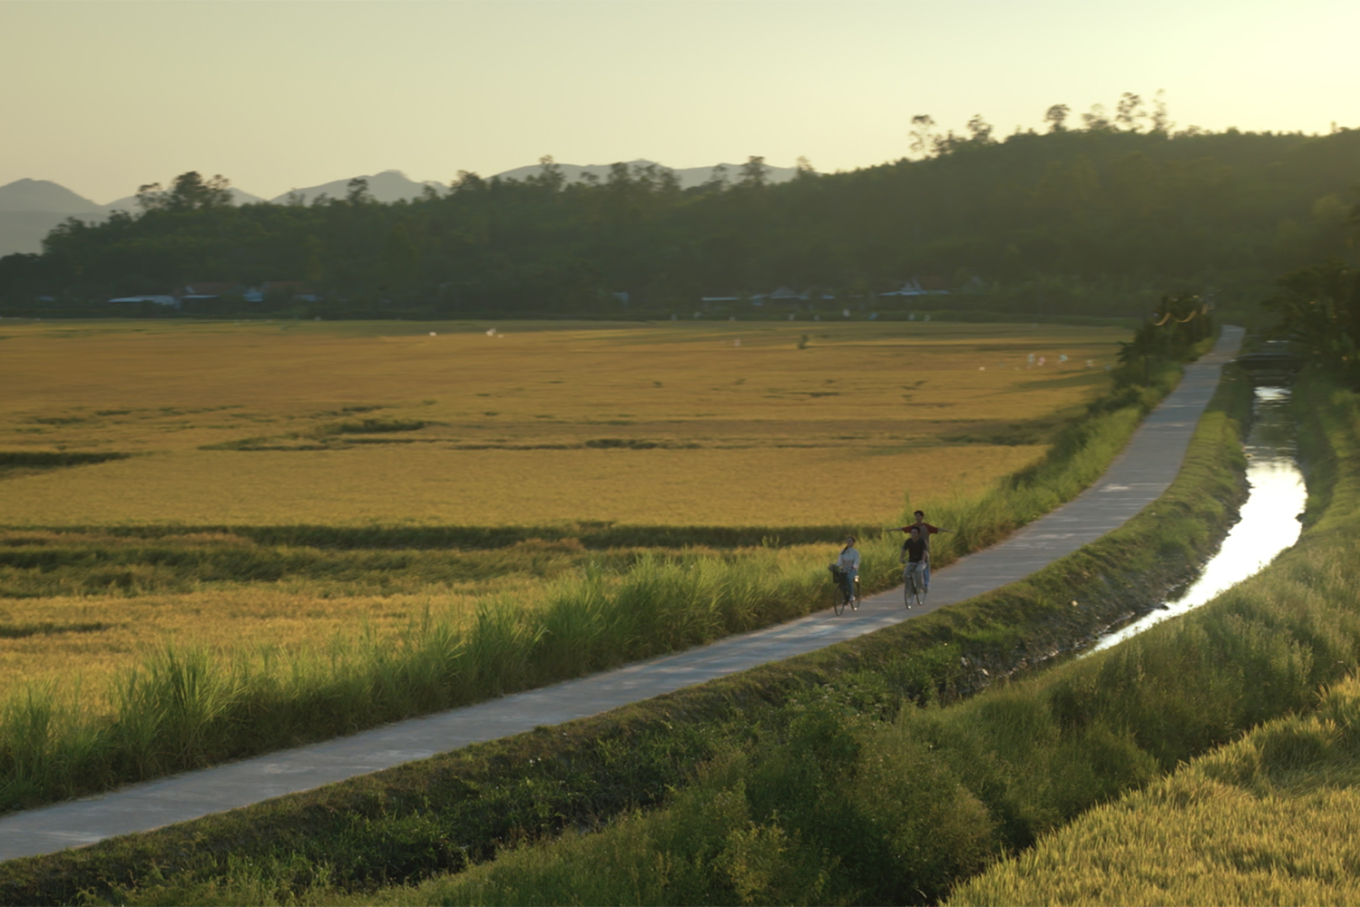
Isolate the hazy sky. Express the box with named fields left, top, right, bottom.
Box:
left=3, top=0, right=1356, bottom=204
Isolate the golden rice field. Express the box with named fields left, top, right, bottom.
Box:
left=0, top=319, right=1121, bottom=527
left=0, top=318, right=1125, bottom=709
left=0, top=586, right=456, bottom=698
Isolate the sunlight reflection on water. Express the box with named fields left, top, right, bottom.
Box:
left=1087, top=386, right=1306, bottom=654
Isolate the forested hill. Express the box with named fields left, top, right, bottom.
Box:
left=2, top=126, right=1357, bottom=319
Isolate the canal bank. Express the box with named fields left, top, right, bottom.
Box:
left=925, top=353, right=1255, bottom=688
left=1088, top=384, right=1306, bottom=654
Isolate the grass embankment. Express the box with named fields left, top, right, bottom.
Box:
left=0, top=358, right=1244, bottom=905
left=947, top=370, right=1360, bottom=905
left=949, top=675, right=1360, bottom=906
left=0, top=360, right=1181, bottom=816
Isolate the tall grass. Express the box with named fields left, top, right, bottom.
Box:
left=0, top=547, right=843, bottom=811
left=0, top=359, right=1182, bottom=814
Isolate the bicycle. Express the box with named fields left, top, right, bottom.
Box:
left=902, top=560, right=926, bottom=609
left=829, top=566, right=860, bottom=615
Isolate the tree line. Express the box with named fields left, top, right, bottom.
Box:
left=1, top=98, right=1357, bottom=320
left=1266, top=259, right=1360, bottom=387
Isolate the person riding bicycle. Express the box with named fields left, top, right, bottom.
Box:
left=898, top=510, right=950, bottom=592
left=830, top=535, right=860, bottom=603
left=900, top=526, right=928, bottom=603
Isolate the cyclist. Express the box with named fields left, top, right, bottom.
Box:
left=830, top=535, right=860, bottom=604
left=900, top=526, right=928, bottom=604
left=899, top=510, right=950, bottom=592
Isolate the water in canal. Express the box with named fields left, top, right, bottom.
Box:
left=1087, top=385, right=1306, bottom=654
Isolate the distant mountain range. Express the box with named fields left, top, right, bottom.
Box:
left=0, top=161, right=800, bottom=257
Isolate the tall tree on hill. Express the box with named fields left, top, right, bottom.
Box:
left=966, top=114, right=995, bottom=144
left=702, top=164, right=730, bottom=193
left=739, top=156, right=769, bottom=188
left=534, top=155, right=566, bottom=193
left=1150, top=89, right=1173, bottom=134
left=346, top=178, right=373, bottom=206
left=1115, top=92, right=1148, bottom=132
left=1081, top=103, right=1112, bottom=131
left=1044, top=104, right=1070, bottom=133
left=136, top=172, right=232, bottom=212
left=909, top=114, right=938, bottom=157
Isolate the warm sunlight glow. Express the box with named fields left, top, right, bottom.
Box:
left=1, top=0, right=1356, bottom=203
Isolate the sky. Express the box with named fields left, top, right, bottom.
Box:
left=2, top=0, right=1357, bottom=204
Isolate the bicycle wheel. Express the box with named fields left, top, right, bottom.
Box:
left=834, top=588, right=846, bottom=616
left=904, top=566, right=922, bottom=609
left=851, top=578, right=860, bottom=611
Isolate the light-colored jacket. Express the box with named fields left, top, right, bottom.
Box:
left=837, top=547, right=861, bottom=574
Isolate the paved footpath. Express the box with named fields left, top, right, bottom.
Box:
left=0, top=327, right=1244, bottom=863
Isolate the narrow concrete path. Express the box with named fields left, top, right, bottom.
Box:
left=0, top=327, right=1245, bottom=863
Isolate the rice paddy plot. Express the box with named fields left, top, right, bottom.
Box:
left=0, top=444, right=1049, bottom=527
left=0, top=319, right=1122, bottom=527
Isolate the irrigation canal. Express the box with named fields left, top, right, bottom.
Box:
left=1087, top=384, right=1306, bottom=654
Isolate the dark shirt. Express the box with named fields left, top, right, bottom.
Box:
left=908, top=521, right=941, bottom=547
left=902, top=537, right=927, bottom=563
